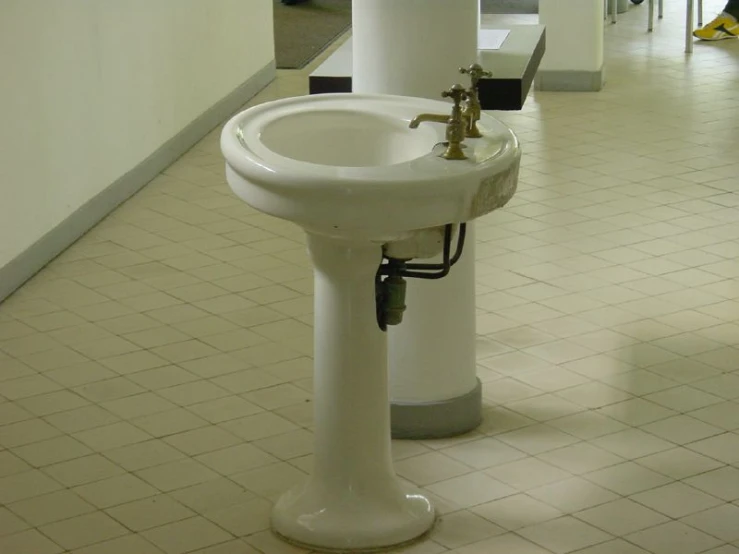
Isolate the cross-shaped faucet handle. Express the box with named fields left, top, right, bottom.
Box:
left=441, top=84, right=468, bottom=107
left=460, top=64, right=493, bottom=88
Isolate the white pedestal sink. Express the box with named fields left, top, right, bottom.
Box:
left=221, top=92, right=520, bottom=552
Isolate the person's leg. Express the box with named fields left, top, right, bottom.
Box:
left=724, top=0, right=739, bottom=18
left=694, top=0, right=739, bottom=40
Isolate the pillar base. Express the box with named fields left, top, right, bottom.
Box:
left=391, top=379, right=483, bottom=440
left=273, top=479, right=435, bottom=552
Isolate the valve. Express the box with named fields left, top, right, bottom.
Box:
left=375, top=223, right=467, bottom=331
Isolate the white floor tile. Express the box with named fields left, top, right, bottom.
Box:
left=584, top=461, right=672, bottom=496
left=471, top=493, right=563, bottom=530
left=575, top=498, right=669, bottom=536
left=527, top=476, right=619, bottom=513
left=636, top=446, right=724, bottom=480
left=680, top=504, right=739, bottom=542
left=426, top=472, right=518, bottom=508
left=630, top=482, right=724, bottom=518
left=141, top=516, right=233, bottom=554
left=625, top=521, right=723, bottom=554
left=518, top=516, right=612, bottom=554
left=430, top=510, right=505, bottom=549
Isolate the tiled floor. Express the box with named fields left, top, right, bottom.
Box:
left=2, top=3, right=739, bottom=553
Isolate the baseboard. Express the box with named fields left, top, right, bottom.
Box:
left=0, top=60, right=276, bottom=304
left=534, top=65, right=605, bottom=92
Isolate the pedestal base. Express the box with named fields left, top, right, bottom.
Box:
left=273, top=479, right=435, bottom=552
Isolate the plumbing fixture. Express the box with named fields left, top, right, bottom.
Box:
left=375, top=223, right=467, bottom=330
left=409, top=85, right=470, bottom=160
left=376, top=271, right=407, bottom=328
left=221, top=91, right=520, bottom=552
left=459, top=64, right=492, bottom=138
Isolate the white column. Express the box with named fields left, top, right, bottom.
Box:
left=537, top=0, right=605, bottom=91
left=607, top=0, right=629, bottom=14
left=352, top=0, right=479, bottom=98
left=272, top=234, right=434, bottom=551
left=389, top=226, right=478, bottom=403
left=352, top=0, right=483, bottom=439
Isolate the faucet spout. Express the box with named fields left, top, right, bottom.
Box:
left=409, top=85, right=470, bottom=160
left=409, top=113, right=450, bottom=129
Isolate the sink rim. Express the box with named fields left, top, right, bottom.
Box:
left=220, top=92, right=521, bottom=238
left=221, top=93, right=520, bottom=197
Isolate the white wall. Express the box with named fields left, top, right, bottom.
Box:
left=0, top=0, right=274, bottom=269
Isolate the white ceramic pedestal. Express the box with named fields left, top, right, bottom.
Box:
left=272, top=233, right=435, bottom=551
left=352, top=0, right=483, bottom=439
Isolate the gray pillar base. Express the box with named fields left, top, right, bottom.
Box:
left=390, top=379, right=483, bottom=440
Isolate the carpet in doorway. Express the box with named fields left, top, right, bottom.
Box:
left=481, top=0, right=539, bottom=14
left=274, top=0, right=351, bottom=69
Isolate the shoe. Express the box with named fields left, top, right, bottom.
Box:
left=693, top=12, right=739, bottom=40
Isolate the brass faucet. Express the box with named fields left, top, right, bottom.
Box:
left=409, top=84, right=470, bottom=161
left=459, top=64, right=492, bottom=138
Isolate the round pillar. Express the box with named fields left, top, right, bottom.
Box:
left=537, top=0, right=605, bottom=91
left=352, top=0, right=480, bottom=98
left=352, top=0, right=483, bottom=439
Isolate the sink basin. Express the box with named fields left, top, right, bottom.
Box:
left=221, top=93, right=520, bottom=241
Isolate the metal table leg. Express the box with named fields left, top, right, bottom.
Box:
left=686, top=0, right=695, bottom=53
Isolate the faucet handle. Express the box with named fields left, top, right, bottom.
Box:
left=441, top=84, right=468, bottom=108
left=460, top=64, right=493, bottom=89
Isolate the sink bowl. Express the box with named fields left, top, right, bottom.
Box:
left=221, top=93, right=520, bottom=241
